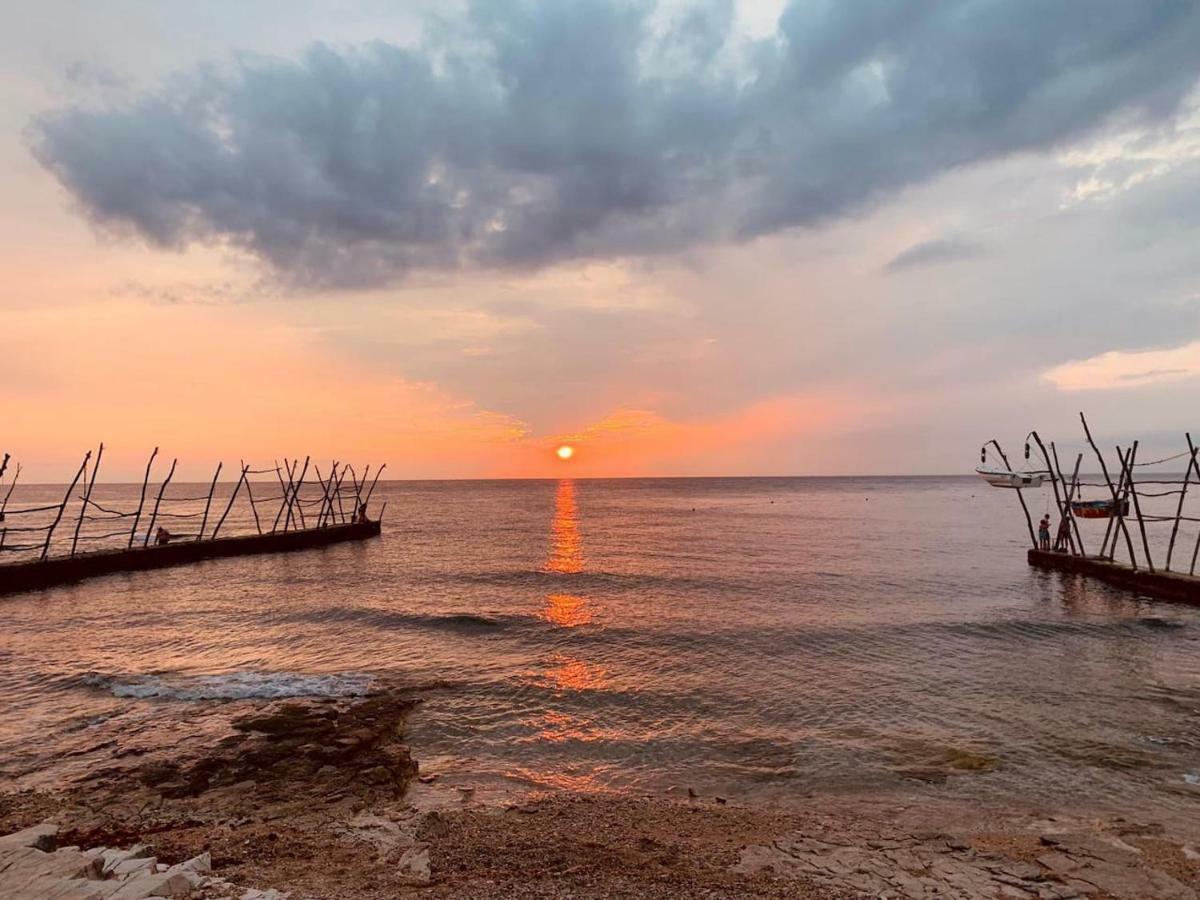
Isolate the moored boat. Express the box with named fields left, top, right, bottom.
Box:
left=975, top=467, right=1050, bottom=488
left=1070, top=498, right=1130, bottom=519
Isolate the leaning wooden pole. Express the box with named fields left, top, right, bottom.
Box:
left=211, top=465, right=248, bottom=540
left=0, top=453, right=9, bottom=483
left=128, top=447, right=159, bottom=549
left=1080, top=413, right=1128, bottom=562
left=363, top=463, right=387, bottom=511
left=1031, top=431, right=1067, bottom=546
left=272, top=460, right=294, bottom=533
left=1166, top=434, right=1198, bottom=572
left=1110, top=445, right=1139, bottom=568
left=1119, top=442, right=1154, bottom=572
left=291, top=457, right=311, bottom=530
left=143, top=458, right=178, bottom=548
left=71, top=442, right=104, bottom=557
left=1, top=462, right=20, bottom=517
left=1048, top=441, right=1082, bottom=555
left=42, top=452, right=90, bottom=560
left=242, top=461, right=263, bottom=535
left=987, top=439, right=1036, bottom=547
left=197, top=462, right=224, bottom=541
left=1060, top=448, right=1086, bottom=556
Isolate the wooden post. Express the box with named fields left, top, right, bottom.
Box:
left=331, top=463, right=348, bottom=524
left=987, top=440, right=1036, bottom=547
left=43, top=452, right=90, bottom=560
left=2, top=462, right=21, bottom=518
left=243, top=461, right=263, bottom=535
left=363, top=463, right=387, bottom=511
left=1105, top=447, right=1132, bottom=563
left=1048, top=441, right=1083, bottom=556
left=1118, top=442, right=1154, bottom=572
left=1031, top=431, right=1067, bottom=549
left=290, top=457, right=311, bottom=530
left=347, top=464, right=365, bottom=521
left=272, top=460, right=294, bottom=533
left=211, top=465, right=248, bottom=540
left=143, top=458, right=178, bottom=548
left=0, top=453, right=8, bottom=483
left=197, top=462, right=224, bottom=541
left=128, top=448, right=159, bottom=549
left=1061, top=449, right=1086, bottom=556
left=1166, top=434, right=1198, bottom=572
left=314, top=462, right=337, bottom=528
left=71, top=442, right=104, bottom=557
left=1080, top=413, right=1130, bottom=563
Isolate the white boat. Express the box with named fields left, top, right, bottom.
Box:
left=975, top=467, right=1049, bottom=489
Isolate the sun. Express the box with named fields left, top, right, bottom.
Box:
left=556, top=445, right=575, bottom=460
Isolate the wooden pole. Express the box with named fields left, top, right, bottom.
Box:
left=1166, top=434, right=1198, bottom=572
left=128, top=448, right=158, bottom=549
left=1031, top=431, right=1067, bottom=549
left=43, top=452, right=90, bottom=560
left=314, top=462, right=337, bottom=527
left=1, top=462, right=20, bottom=517
left=1080, top=413, right=1129, bottom=562
left=211, top=465, right=248, bottom=539
left=143, top=458, right=178, bottom=548
left=70, top=442, right=104, bottom=557
left=1118, top=442, right=1154, bottom=572
left=987, top=440, right=1036, bottom=547
left=348, top=464, right=365, bottom=520
left=1104, top=446, right=1130, bottom=562
left=331, top=463, right=348, bottom=524
left=272, top=460, right=294, bottom=533
left=243, top=462, right=263, bottom=535
left=1061, top=449, right=1085, bottom=556
left=0, top=453, right=8, bottom=483
left=290, top=457, right=311, bottom=530
left=1110, top=445, right=1138, bottom=568
left=1048, top=441, right=1082, bottom=555
left=197, top=462, right=224, bottom=541
left=363, top=463, right=387, bottom=511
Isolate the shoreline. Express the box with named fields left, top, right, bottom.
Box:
left=3, top=689, right=1199, bottom=898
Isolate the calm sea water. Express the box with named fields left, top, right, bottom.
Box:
left=2, top=477, right=1199, bottom=824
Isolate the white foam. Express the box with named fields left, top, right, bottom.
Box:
left=84, top=671, right=375, bottom=701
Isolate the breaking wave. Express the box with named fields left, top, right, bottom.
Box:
left=81, top=670, right=375, bottom=701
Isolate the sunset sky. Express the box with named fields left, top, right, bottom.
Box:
left=4, top=1, right=1200, bottom=480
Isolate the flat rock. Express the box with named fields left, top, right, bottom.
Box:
left=0, top=822, right=59, bottom=851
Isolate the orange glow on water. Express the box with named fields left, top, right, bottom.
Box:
left=544, top=480, right=584, bottom=574
left=542, top=593, right=593, bottom=628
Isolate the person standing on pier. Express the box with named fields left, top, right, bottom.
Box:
left=1053, top=515, right=1071, bottom=552
left=1038, top=515, right=1051, bottom=550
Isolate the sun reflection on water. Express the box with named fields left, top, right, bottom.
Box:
left=544, top=479, right=584, bottom=574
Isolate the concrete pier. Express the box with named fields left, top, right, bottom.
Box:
left=0, top=520, right=381, bottom=598
left=1028, top=548, right=1200, bottom=605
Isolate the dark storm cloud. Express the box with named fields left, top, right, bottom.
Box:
left=29, top=0, right=1200, bottom=288
left=884, top=237, right=981, bottom=272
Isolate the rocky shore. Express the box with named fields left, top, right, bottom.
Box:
left=3, top=690, right=1198, bottom=899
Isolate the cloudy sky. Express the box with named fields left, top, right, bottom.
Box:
left=4, top=0, right=1200, bottom=479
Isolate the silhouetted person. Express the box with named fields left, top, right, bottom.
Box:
left=1038, top=515, right=1051, bottom=550
left=155, top=526, right=173, bottom=546
left=1054, top=516, right=1071, bottom=552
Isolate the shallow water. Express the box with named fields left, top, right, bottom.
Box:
left=2, top=476, right=1199, bottom=824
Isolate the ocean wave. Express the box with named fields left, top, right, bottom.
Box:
left=280, top=607, right=540, bottom=633
left=81, top=670, right=376, bottom=701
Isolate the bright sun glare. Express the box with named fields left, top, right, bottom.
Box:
left=556, top=445, right=575, bottom=460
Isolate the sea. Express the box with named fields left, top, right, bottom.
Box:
left=2, top=476, right=1199, bottom=825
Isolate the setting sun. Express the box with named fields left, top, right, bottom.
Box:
left=556, top=445, right=575, bottom=460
